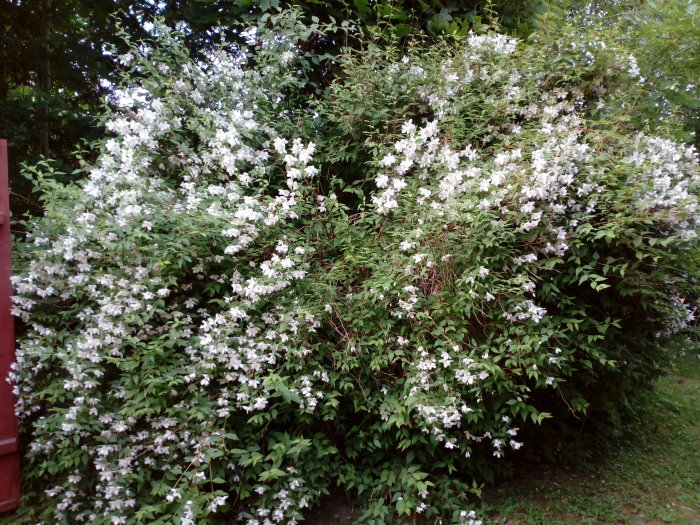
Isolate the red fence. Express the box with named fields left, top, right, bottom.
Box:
left=0, top=139, right=20, bottom=512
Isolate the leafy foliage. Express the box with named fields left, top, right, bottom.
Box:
left=536, top=0, right=700, bottom=147
left=1, top=0, right=540, bottom=222
left=0, top=0, right=160, bottom=218
left=10, top=11, right=700, bottom=525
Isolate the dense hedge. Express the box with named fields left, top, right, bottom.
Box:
left=11, top=13, right=699, bottom=525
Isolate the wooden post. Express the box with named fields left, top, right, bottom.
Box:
left=0, top=139, right=20, bottom=512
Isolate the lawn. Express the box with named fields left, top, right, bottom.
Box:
left=481, top=352, right=700, bottom=525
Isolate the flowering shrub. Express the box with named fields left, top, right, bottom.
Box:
left=11, top=15, right=700, bottom=525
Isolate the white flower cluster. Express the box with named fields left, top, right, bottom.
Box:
left=369, top=41, right=606, bottom=343
left=359, top=25, right=699, bottom=466
left=627, top=134, right=700, bottom=238
left=11, top=32, right=329, bottom=524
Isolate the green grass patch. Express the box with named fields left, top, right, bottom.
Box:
left=482, top=351, right=700, bottom=525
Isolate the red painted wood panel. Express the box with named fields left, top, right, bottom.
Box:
left=0, top=139, right=20, bottom=513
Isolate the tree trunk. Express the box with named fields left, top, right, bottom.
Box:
left=38, top=0, right=52, bottom=158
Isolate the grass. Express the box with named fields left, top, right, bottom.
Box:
left=481, top=351, right=700, bottom=525
left=2, top=353, right=698, bottom=525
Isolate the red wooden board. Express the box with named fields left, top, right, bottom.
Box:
left=0, top=139, right=20, bottom=512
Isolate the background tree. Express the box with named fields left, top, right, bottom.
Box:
left=2, top=0, right=698, bottom=216
left=1, top=0, right=543, bottom=219
left=537, top=0, right=700, bottom=146
left=615, top=0, right=700, bottom=147
left=0, top=0, right=154, bottom=217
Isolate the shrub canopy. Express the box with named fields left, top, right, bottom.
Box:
left=11, top=12, right=700, bottom=525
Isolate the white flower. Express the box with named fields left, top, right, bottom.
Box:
left=401, top=120, right=416, bottom=134
left=273, top=137, right=288, bottom=154
left=280, top=50, right=295, bottom=65
left=379, top=153, right=396, bottom=167
left=392, top=178, right=408, bottom=191
left=376, top=174, right=389, bottom=188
